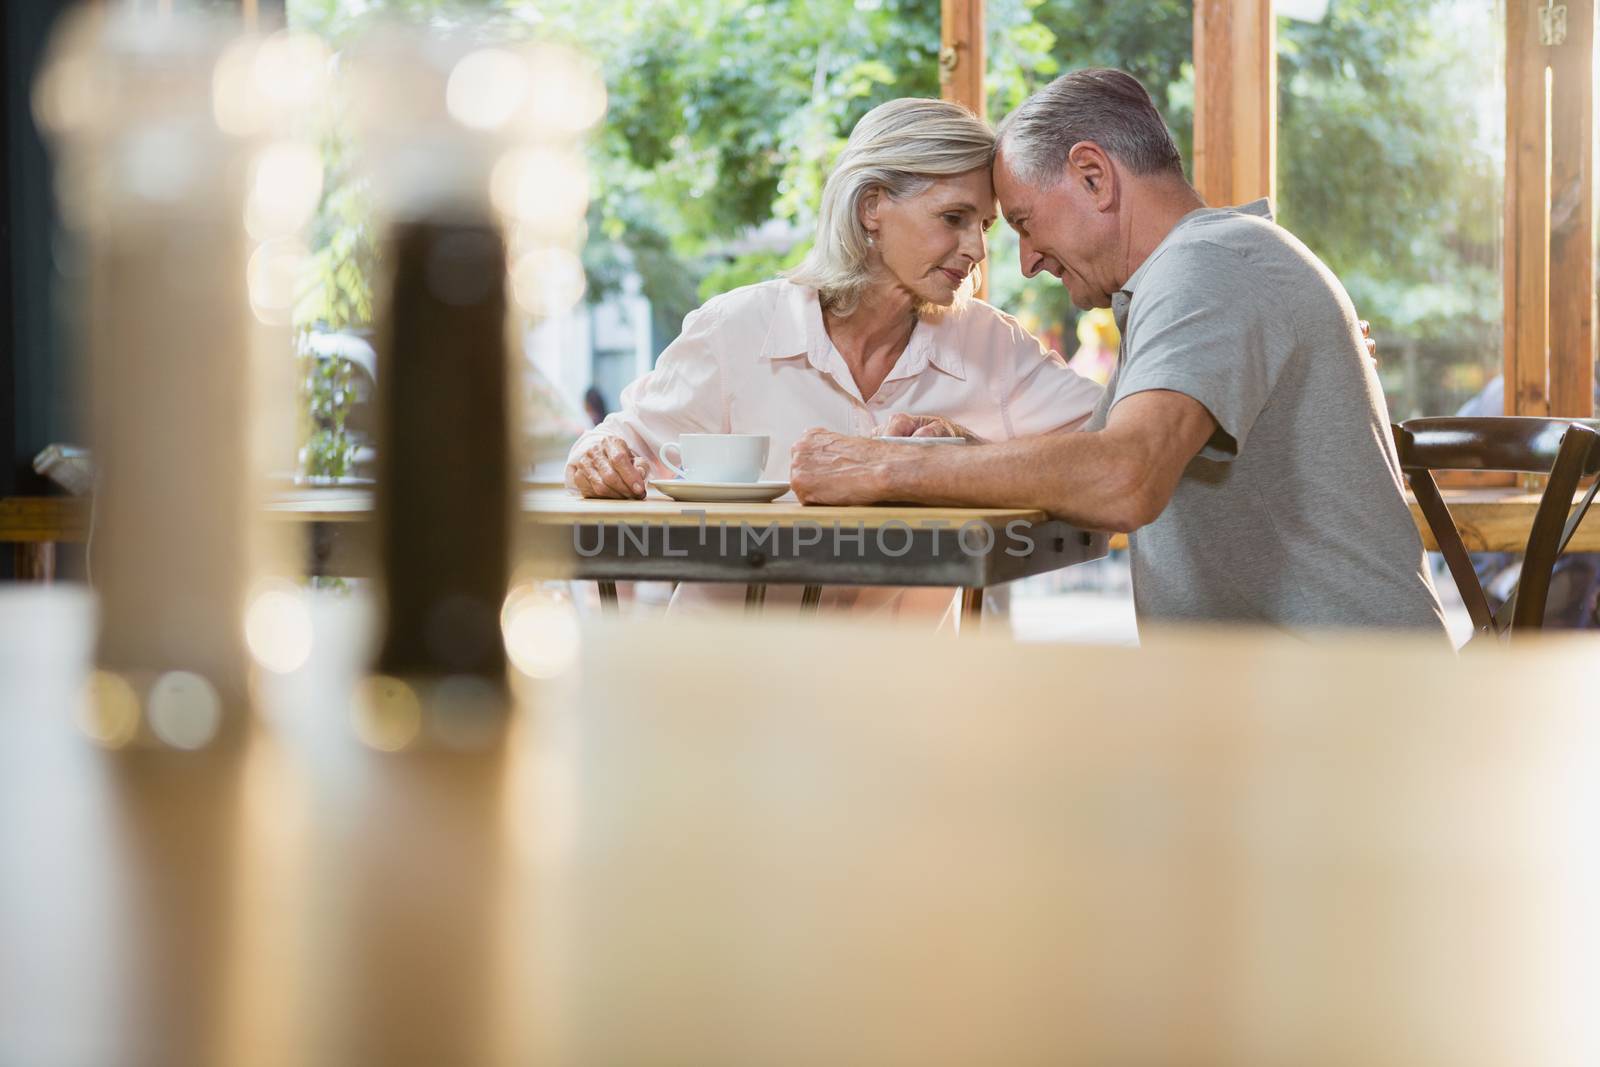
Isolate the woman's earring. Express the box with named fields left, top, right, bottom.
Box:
left=865, top=231, right=876, bottom=246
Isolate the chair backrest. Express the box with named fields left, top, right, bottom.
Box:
left=1392, top=417, right=1600, bottom=639
left=1397, top=417, right=1600, bottom=476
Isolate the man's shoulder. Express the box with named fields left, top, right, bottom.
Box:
left=1167, top=211, right=1327, bottom=281
left=1133, top=216, right=1333, bottom=325
left=1153, top=213, right=1283, bottom=269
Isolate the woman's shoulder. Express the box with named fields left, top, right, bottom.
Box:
left=698, top=277, right=813, bottom=322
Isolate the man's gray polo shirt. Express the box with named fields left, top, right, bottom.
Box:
left=1087, top=198, right=1446, bottom=635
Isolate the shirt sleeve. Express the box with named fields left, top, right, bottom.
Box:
left=564, top=301, right=728, bottom=489
left=998, top=321, right=1104, bottom=438
left=1113, top=240, right=1297, bottom=461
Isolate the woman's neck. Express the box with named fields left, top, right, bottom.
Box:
left=821, top=281, right=919, bottom=399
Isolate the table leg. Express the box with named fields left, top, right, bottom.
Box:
left=597, top=581, right=619, bottom=615
left=960, top=587, right=983, bottom=633
left=14, top=542, right=56, bottom=583
left=800, top=585, right=822, bottom=615
left=745, top=584, right=767, bottom=614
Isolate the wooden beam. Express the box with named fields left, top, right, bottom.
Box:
left=939, top=0, right=985, bottom=121
left=1547, top=0, right=1595, bottom=418
left=940, top=0, right=985, bottom=297
left=1192, top=0, right=1275, bottom=207
left=1505, top=0, right=1552, bottom=416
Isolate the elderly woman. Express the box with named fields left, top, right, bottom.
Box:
left=565, top=97, right=1102, bottom=614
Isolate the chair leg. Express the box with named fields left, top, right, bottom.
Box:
left=745, top=584, right=767, bottom=614
left=597, top=580, right=619, bottom=615
left=1509, top=424, right=1597, bottom=631
left=1407, top=469, right=1495, bottom=634
left=800, top=585, right=822, bottom=615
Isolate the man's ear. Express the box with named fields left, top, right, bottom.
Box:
left=1066, top=142, right=1116, bottom=210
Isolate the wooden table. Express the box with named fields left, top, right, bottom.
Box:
left=8, top=486, right=1599, bottom=585
left=0, top=489, right=1109, bottom=620
left=290, top=488, right=1108, bottom=620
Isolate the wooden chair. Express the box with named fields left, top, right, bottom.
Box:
left=1393, top=417, right=1600, bottom=640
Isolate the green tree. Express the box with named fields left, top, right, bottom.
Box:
left=555, top=0, right=942, bottom=337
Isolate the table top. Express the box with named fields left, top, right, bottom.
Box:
left=1, top=488, right=1099, bottom=588
left=6, top=485, right=1600, bottom=551
left=4, top=587, right=1599, bottom=1065
left=265, top=486, right=1055, bottom=529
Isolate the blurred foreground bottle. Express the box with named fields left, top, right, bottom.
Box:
left=35, top=7, right=321, bottom=738
left=347, top=29, right=601, bottom=718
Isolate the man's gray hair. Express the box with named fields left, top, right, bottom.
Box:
left=996, top=68, right=1184, bottom=186
left=787, top=97, right=994, bottom=315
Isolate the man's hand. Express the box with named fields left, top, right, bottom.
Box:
left=568, top=436, right=650, bottom=499
left=789, top=428, right=897, bottom=505
left=873, top=413, right=983, bottom=441
left=787, top=388, right=1216, bottom=530
left=1360, top=319, right=1377, bottom=362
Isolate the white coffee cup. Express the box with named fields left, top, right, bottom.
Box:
left=660, top=434, right=771, bottom=483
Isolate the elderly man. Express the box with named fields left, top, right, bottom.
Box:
left=790, top=68, right=1446, bottom=634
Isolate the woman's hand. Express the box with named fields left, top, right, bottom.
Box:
left=873, top=413, right=982, bottom=441
left=568, top=436, right=651, bottom=499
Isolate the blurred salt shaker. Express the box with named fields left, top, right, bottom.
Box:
left=35, top=6, right=322, bottom=730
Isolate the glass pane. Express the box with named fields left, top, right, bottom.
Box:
left=1277, top=0, right=1505, bottom=419
left=985, top=0, right=1195, bottom=379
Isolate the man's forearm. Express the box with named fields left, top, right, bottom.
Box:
left=885, top=432, right=1148, bottom=531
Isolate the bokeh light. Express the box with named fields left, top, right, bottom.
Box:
left=244, top=584, right=314, bottom=675
left=246, top=140, right=323, bottom=238
left=252, top=32, right=329, bottom=114
left=247, top=238, right=309, bottom=324
left=446, top=47, right=530, bottom=132
left=489, top=146, right=588, bottom=230
left=148, top=671, right=223, bottom=750
left=501, top=584, right=580, bottom=679
left=214, top=32, right=329, bottom=137
left=510, top=246, right=586, bottom=317
left=520, top=43, right=606, bottom=135
left=352, top=675, right=424, bottom=752
left=78, top=671, right=141, bottom=749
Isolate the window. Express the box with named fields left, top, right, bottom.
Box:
left=1277, top=0, right=1505, bottom=420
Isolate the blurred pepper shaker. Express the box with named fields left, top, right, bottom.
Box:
left=374, top=218, right=511, bottom=689
left=35, top=7, right=319, bottom=731
left=349, top=30, right=602, bottom=713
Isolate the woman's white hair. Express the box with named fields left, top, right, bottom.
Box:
left=786, top=97, right=994, bottom=316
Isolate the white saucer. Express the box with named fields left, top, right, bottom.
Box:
left=650, top=479, right=791, bottom=503
left=878, top=435, right=967, bottom=445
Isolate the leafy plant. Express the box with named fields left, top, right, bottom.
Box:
left=288, top=71, right=378, bottom=480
